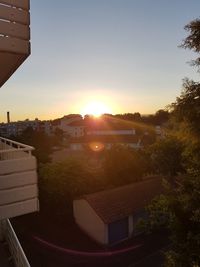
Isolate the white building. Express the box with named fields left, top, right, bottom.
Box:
left=66, top=124, right=85, bottom=138
left=73, top=178, right=162, bottom=246
left=59, top=116, right=85, bottom=138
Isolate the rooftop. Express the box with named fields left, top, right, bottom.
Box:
left=82, top=177, right=163, bottom=224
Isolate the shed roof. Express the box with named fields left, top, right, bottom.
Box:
left=82, top=177, right=163, bottom=224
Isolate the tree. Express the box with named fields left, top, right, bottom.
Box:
left=170, top=78, right=200, bottom=136
left=150, top=136, right=184, bottom=177
left=181, top=18, right=200, bottom=68
left=103, top=146, right=146, bottom=186
left=39, top=157, right=99, bottom=221
left=154, top=109, right=169, bottom=125
left=114, top=113, right=142, bottom=122
left=146, top=174, right=200, bottom=267
left=165, top=174, right=200, bottom=267
left=52, top=127, right=64, bottom=146
left=146, top=18, right=200, bottom=267
left=15, top=127, right=52, bottom=163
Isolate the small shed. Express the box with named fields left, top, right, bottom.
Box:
left=73, top=177, right=163, bottom=246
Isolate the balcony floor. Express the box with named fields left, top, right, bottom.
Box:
left=0, top=241, right=15, bottom=267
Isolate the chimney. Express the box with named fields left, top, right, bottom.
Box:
left=7, top=111, right=10, bottom=124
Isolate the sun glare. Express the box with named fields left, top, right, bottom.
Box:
left=82, top=101, right=111, bottom=117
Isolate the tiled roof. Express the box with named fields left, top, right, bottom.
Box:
left=68, top=120, right=85, bottom=126
left=86, top=120, right=135, bottom=131
left=82, top=177, right=163, bottom=224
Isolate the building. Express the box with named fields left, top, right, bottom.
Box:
left=65, top=120, right=85, bottom=138
left=0, top=1, right=39, bottom=266
left=53, top=114, right=84, bottom=138
left=73, top=177, right=162, bottom=246
left=0, top=119, right=52, bottom=138
left=67, top=117, right=141, bottom=151
left=69, top=134, right=141, bottom=151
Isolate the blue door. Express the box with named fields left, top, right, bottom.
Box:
left=108, top=218, right=129, bottom=244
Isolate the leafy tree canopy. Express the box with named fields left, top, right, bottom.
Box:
left=181, top=18, right=200, bottom=68
left=103, top=146, right=148, bottom=186
left=150, top=136, right=184, bottom=177
left=146, top=174, right=200, bottom=267
left=170, top=78, right=200, bottom=136
left=146, top=18, right=200, bottom=267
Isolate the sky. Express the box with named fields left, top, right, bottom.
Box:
left=0, top=0, right=200, bottom=122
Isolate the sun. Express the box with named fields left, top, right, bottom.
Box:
left=82, top=101, right=111, bottom=117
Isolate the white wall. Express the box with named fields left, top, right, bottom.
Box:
left=0, top=199, right=39, bottom=220
left=0, top=170, right=37, bottom=190
left=0, top=156, right=39, bottom=220
left=0, top=157, right=36, bottom=175
left=69, top=126, right=84, bottom=137
left=70, top=143, right=83, bottom=151
left=60, top=124, right=84, bottom=137
left=73, top=199, right=107, bottom=245
left=0, top=185, right=38, bottom=206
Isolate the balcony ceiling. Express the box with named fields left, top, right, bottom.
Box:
left=0, top=0, right=30, bottom=88
left=0, top=51, right=29, bottom=88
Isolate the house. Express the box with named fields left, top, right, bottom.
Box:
left=66, top=120, right=85, bottom=138
left=60, top=115, right=82, bottom=131
left=73, top=177, right=163, bottom=246
left=55, top=114, right=85, bottom=137
left=68, top=117, right=141, bottom=151
left=0, top=115, right=53, bottom=137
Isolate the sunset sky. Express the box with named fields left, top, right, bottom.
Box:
left=0, top=0, right=200, bottom=122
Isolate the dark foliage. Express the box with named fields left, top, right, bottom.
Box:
left=181, top=18, right=200, bottom=68
left=170, top=78, right=200, bottom=135
left=103, top=146, right=147, bottom=186
left=150, top=136, right=184, bottom=177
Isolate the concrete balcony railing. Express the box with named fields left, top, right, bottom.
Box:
left=0, top=0, right=30, bottom=87
left=0, top=137, right=39, bottom=220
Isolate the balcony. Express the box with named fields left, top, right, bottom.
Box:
left=0, top=0, right=30, bottom=87
left=0, top=137, right=39, bottom=220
